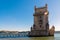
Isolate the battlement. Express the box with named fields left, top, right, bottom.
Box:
left=34, top=4, right=48, bottom=13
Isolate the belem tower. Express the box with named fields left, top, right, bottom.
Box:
left=28, top=4, right=55, bottom=37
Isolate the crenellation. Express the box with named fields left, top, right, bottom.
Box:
left=28, top=4, right=55, bottom=37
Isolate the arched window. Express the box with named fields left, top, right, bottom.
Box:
left=40, top=25, right=41, bottom=28
left=39, top=20, right=43, bottom=24
left=40, top=16, right=41, bottom=18
left=46, top=23, right=49, bottom=29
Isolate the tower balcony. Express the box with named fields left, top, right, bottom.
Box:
left=33, top=13, right=44, bottom=16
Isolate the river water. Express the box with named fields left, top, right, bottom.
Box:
left=0, top=33, right=60, bottom=40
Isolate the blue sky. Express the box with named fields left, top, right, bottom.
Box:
left=0, top=0, right=60, bottom=31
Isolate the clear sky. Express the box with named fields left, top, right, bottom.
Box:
left=0, top=0, right=60, bottom=31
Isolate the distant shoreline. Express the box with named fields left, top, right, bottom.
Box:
left=55, top=31, right=60, bottom=33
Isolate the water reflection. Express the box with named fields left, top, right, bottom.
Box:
left=28, top=37, right=54, bottom=40
left=0, top=37, right=55, bottom=40
left=0, top=33, right=60, bottom=40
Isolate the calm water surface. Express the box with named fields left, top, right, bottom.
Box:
left=0, top=33, right=60, bottom=40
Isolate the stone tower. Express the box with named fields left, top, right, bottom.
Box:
left=29, top=4, right=49, bottom=37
